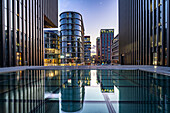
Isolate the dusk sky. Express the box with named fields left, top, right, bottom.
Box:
left=59, top=0, right=118, bottom=54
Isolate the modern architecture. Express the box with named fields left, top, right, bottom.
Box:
left=100, top=29, right=114, bottom=64
left=84, top=36, right=91, bottom=65
left=0, top=0, right=58, bottom=67
left=44, top=29, right=60, bottom=66
left=111, top=34, right=119, bottom=65
left=44, top=0, right=58, bottom=28
left=60, top=11, right=85, bottom=66
left=119, top=0, right=170, bottom=66
left=96, top=37, right=100, bottom=64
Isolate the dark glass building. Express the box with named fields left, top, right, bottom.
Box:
left=96, top=37, right=100, bottom=64
left=44, top=29, right=60, bottom=66
left=119, top=0, right=170, bottom=66
left=100, top=29, right=114, bottom=64
left=111, top=34, right=119, bottom=65
left=84, top=36, right=91, bottom=65
left=60, top=11, right=85, bottom=66
left=0, top=0, right=58, bottom=67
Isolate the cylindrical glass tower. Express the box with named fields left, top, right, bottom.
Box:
left=60, top=11, right=85, bottom=66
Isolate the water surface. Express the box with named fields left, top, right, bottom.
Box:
left=0, top=70, right=169, bottom=113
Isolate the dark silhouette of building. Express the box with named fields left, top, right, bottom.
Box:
left=119, top=0, right=170, bottom=66
left=0, top=0, right=58, bottom=67
left=96, top=37, right=100, bottom=64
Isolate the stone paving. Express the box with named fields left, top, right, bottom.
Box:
left=0, top=65, right=170, bottom=76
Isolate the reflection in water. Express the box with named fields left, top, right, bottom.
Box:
left=61, top=70, right=85, bottom=112
left=0, top=70, right=169, bottom=113
left=98, top=70, right=114, bottom=93
left=0, top=70, right=45, bottom=113
left=113, top=70, right=170, bottom=113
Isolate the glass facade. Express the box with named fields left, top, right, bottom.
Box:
left=96, top=37, right=100, bottom=64
left=0, top=0, right=44, bottom=67
left=100, top=29, right=114, bottom=64
left=60, top=12, right=85, bottom=66
left=84, top=36, right=91, bottom=65
left=111, top=35, right=119, bottom=65
left=44, top=30, right=61, bottom=66
left=119, top=0, right=170, bottom=66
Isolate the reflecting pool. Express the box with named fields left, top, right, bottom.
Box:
left=0, top=70, right=169, bottom=113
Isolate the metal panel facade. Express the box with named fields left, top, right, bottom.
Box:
left=0, top=0, right=44, bottom=67
left=119, top=0, right=170, bottom=66
left=44, top=0, right=58, bottom=28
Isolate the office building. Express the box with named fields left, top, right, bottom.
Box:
left=60, top=11, right=85, bottom=66
left=84, top=36, right=91, bottom=65
left=111, top=34, right=119, bottom=65
left=0, top=0, right=58, bottom=67
left=119, top=0, right=170, bottom=66
left=100, top=29, right=114, bottom=64
left=44, top=0, right=58, bottom=28
left=91, top=55, right=96, bottom=65
left=44, top=29, right=60, bottom=66
left=96, top=37, right=100, bottom=64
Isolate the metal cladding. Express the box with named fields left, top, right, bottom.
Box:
left=119, top=0, right=170, bottom=66
left=60, top=11, right=85, bottom=66
left=44, top=0, right=58, bottom=28
left=0, top=0, right=58, bottom=67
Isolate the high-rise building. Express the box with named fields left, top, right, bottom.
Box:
left=60, top=11, right=85, bottom=66
left=100, top=29, right=114, bottom=64
left=119, top=0, right=170, bottom=66
left=44, top=29, right=60, bottom=66
left=84, top=36, right=91, bottom=65
left=0, top=0, right=58, bottom=67
left=96, top=37, right=100, bottom=64
left=111, top=34, right=119, bottom=65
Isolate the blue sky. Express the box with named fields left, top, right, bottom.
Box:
left=59, top=0, right=118, bottom=54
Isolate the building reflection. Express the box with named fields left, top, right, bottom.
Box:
left=82, top=70, right=91, bottom=86
left=0, top=70, right=45, bottom=113
left=61, top=70, right=85, bottom=112
left=115, top=70, right=170, bottom=113
left=45, top=70, right=61, bottom=93
left=97, top=70, right=114, bottom=93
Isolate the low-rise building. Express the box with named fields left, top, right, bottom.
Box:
left=44, top=29, right=61, bottom=66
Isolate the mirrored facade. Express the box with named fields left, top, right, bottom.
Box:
left=60, top=11, right=85, bottom=66
left=119, top=0, right=170, bottom=66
